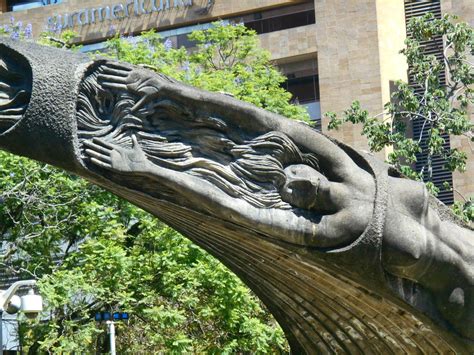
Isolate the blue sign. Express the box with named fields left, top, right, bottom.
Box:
left=95, top=311, right=130, bottom=322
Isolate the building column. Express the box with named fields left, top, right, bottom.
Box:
left=315, top=0, right=408, bottom=158
left=0, top=0, right=7, bottom=14
left=441, top=0, right=474, bottom=202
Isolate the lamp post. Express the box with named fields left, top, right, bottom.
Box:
left=0, top=280, right=43, bottom=351
left=106, top=321, right=116, bottom=355
left=95, top=312, right=129, bottom=354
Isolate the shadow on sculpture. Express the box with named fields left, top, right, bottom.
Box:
left=0, top=39, right=472, bottom=353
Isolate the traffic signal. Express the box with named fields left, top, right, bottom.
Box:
left=94, top=311, right=129, bottom=322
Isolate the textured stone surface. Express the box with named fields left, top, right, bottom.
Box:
left=0, top=39, right=473, bottom=353
left=259, top=23, right=317, bottom=62
left=0, top=39, right=90, bottom=172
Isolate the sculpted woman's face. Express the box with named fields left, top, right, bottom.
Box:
left=280, top=164, right=329, bottom=211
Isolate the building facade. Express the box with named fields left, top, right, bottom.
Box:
left=0, top=0, right=472, bottom=204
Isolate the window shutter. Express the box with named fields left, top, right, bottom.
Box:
left=404, top=0, right=454, bottom=205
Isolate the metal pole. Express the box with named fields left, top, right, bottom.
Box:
left=0, top=310, right=3, bottom=353
left=106, top=320, right=116, bottom=355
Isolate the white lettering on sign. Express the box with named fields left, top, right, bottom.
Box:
left=47, top=0, right=193, bottom=29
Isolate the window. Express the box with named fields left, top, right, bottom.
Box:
left=176, top=33, right=197, bottom=48
left=80, top=21, right=224, bottom=53
left=7, top=0, right=61, bottom=12
left=285, top=75, right=319, bottom=103
left=404, top=0, right=454, bottom=205
left=231, top=2, right=315, bottom=35
left=280, top=58, right=320, bottom=128
left=302, top=101, right=321, bottom=129
left=163, top=3, right=317, bottom=49
left=244, top=10, right=315, bottom=35
left=282, top=74, right=321, bottom=128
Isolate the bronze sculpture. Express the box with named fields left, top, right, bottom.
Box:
left=0, top=39, right=472, bottom=353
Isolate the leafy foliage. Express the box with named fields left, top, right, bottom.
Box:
left=37, top=29, right=81, bottom=50
left=0, top=16, right=32, bottom=40
left=0, top=22, right=301, bottom=352
left=104, top=23, right=310, bottom=122
left=327, top=14, right=473, bottom=221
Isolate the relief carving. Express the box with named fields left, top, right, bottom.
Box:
left=0, top=45, right=32, bottom=134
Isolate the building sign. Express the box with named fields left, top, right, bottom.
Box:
left=47, top=0, right=193, bottom=29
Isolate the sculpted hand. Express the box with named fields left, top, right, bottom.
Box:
left=97, top=62, right=168, bottom=113
left=83, top=135, right=148, bottom=173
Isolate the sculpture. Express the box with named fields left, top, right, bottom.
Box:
left=0, top=39, right=472, bottom=353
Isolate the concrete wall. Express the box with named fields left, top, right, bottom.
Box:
left=0, top=0, right=6, bottom=14
left=376, top=0, right=409, bottom=119
left=259, top=23, right=317, bottom=62
left=316, top=0, right=408, bottom=158
left=0, top=0, right=316, bottom=64
left=0, top=0, right=306, bottom=42
left=442, top=0, right=474, bottom=202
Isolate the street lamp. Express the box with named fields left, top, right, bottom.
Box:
left=95, top=312, right=129, bottom=354
left=0, top=280, right=43, bottom=351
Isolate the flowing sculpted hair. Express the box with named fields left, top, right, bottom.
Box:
left=76, top=64, right=319, bottom=209
left=0, top=45, right=32, bottom=134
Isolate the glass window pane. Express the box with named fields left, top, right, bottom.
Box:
left=302, top=101, right=321, bottom=120
left=243, top=9, right=315, bottom=35
left=287, top=76, right=316, bottom=103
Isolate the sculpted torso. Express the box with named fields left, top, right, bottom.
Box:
left=0, top=40, right=472, bottom=352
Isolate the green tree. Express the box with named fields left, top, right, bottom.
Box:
left=327, top=14, right=473, bottom=222
left=105, top=23, right=309, bottom=122
left=1, top=157, right=286, bottom=353
left=0, top=22, right=310, bottom=352
left=37, top=28, right=81, bottom=50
